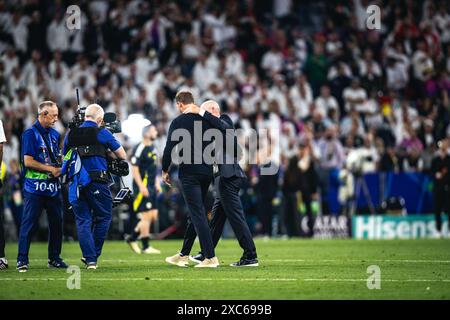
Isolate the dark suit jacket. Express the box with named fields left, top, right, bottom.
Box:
left=203, top=112, right=246, bottom=179
left=162, top=113, right=214, bottom=178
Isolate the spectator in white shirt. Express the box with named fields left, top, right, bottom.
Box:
left=393, top=98, right=419, bottom=124
left=238, top=64, right=259, bottom=87
left=1, top=47, right=18, bottom=76
left=135, top=49, right=159, bottom=86
left=261, top=46, right=284, bottom=76
left=7, top=67, right=23, bottom=98
left=46, top=12, right=69, bottom=52
left=315, top=85, right=339, bottom=119
left=359, top=49, right=382, bottom=77
left=241, top=85, right=259, bottom=117
left=203, top=8, right=236, bottom=44
left=289, top=74, right=313, bottom=119
left=193, top=53, right=217, bottom=92
left=144, top=11, right=173, bottom=51
left=48, top=51, right=69, bottom=79
left=22, top=50, right=45, bottom=87
left=177, top=76, right=201, bottom=103
left=70, top=56, right=97, bottom=91
left=343, top=78, right=368, bottom=113
left=268, top=74, right=289, bottom=116
left=328, top=61, right=352, bottom=81
left=225, top=47, right=244, bottom=78
left=433, top=2, right=450, bottom=43
left=340, top=108, right=365, bottom=137
left=412, top=40, right=434, bottom=82
left=8, top=12, right=28, bottom=53
left=292, top=29, right=308, bottom=68
left=386, top=56, right=409, bottom=91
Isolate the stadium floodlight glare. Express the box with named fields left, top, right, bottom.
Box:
left=121, top=113, right=151, bottom=144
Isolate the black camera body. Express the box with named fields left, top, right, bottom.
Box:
left=103, top=112, right=121, bottom=134
left=68, top=106, right=86, bottom=130
left=107, top=158, right=129, bottom=176
left=68, top=106, right=122, bottom=134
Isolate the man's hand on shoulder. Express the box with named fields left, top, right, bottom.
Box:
left=183, top=104, right=202, bottom=115
left=162, top=170, right=172, bottom=187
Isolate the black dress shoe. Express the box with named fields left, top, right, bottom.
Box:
left=230, top=258, right=259, bottom=267
left=189, top=253, right=205, bottom=264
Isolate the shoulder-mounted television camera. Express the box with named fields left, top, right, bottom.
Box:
left=68, top=89, right=122, bottom=134
left=68, top=106, right=122, bottom=134
left=67, top=89, right=131, bottom=206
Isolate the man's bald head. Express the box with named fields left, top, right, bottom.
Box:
left=85, top=104, right=105, bottom=124
left=201, top=100, right=221, bottom=117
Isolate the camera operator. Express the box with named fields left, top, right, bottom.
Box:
left=63, top=104, right=127, bottom=269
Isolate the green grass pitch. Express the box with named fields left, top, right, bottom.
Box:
left=1, top=239, right=449, bottom=299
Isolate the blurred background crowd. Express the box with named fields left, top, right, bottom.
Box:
left=0, top=0, right=449, bottom=240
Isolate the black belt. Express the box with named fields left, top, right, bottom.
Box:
left=89, top=170, right=109, bottom=184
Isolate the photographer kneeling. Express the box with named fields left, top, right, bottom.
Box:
left=63, top=104, right=127, bottom=270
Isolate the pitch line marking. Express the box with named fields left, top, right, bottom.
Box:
left=0, top=278, right=297, bottom=282
left=303, top=279, right=450, bottom=283
left=269, top=259, right=450, bottom=263
left=1, top=278, right=450, bottom=283
left=27, top=259, right=450, bottom=263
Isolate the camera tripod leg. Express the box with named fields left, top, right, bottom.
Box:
left=360, top=177, right=376, bottom=215
left=351, top=176, right=376, bottom=215
left=350, top=177, right=361, bottom=216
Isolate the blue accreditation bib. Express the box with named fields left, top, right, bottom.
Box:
left=22, top=124, right=61, bottom=197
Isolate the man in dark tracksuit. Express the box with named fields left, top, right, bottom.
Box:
left=431, top=139, right=450, bottom=238
left=162, top=91, right=219, bottom=268
left=177, top=100, right=258, bottom=267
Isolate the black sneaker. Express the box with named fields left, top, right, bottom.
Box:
left=0, top=257, right=8, bottom=270
left=81, top=257, right=87, bottom=266
left=48, top=258, right=68, bottom=269
left=230, top=258, right=259, bottom=267
left=189, top=253, right=205, bottom=264
left=17, top=261, right=28, bottom=272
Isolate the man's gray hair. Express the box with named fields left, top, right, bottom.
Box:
left=85, top=104, right=105, bottom=121
left=200, top=100, right=221, bottom=113
left=37, top=101, right=56, bottom=114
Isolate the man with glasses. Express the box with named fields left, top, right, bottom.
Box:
left=17, top=101, right=67, bottom=272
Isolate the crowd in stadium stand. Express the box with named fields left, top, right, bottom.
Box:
left=0, top=0, right=449, bottom=238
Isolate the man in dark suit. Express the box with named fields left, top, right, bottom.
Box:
left=170, top=100, right=258, bottom=267
left=162, top=91, right=219, bottom=268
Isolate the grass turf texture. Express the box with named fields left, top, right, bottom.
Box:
left=1, top=239, right=449, bottom=299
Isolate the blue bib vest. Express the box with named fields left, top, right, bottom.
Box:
left=23, top=125, right=61, bottom=197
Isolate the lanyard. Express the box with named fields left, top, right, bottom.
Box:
left=33, top=124, right=58, bottom=164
